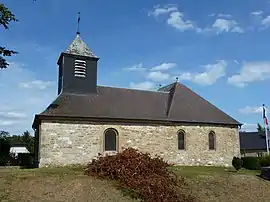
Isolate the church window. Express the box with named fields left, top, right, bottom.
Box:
left=104, top=128, right=118, bottom=151
left=178, top=130, right=185, bottom=150
left=74, top=59, right=86, bottom=78
left=209, top=131, right=216, bottom=150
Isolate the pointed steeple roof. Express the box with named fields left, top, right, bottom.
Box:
left=65, top=34, right=97, bottom=58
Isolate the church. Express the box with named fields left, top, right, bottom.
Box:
left=32, top=30, right=242, bottom=168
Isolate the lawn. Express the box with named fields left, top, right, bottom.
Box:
left=0, top=166, right=269, bottom=202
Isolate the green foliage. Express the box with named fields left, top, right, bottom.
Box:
left=0, top=3, right=18, bottom=68
left=241, top=157, right=261, bottom=170
left=7, top=130, right=35, bottom=153
left=0, top=3, right=18, bottom=29
left=259, top=155, right=270, bottom=167
left=232, top=156, right=243, bottom=171
left=256, top=123, right=270, bottom=133
left=0, top=131, right=11, bottom=155
left=0, top=130, right=35, bottom=166
left=257, top=123, right=264, bottom=132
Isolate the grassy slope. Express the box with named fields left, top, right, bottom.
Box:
left=171, top=166, right=270, bottom=202
left=0, top=166, right=270, bottom=202
left=0, top=166, right=137, bottom=202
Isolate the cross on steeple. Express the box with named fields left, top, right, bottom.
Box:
left=77, top=12, right=81, bottom=35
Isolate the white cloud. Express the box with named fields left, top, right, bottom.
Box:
left=129, top=81, right=156, bottom=90
left=149, top=5, right=196, bottom=32
left=148, top=4, right=178, bottom=17
left=212, top=19, right=244, bottom=33
left=217, top=13, right=232, bottom=18
left=176, top=60, right=227, bottom=85
left=238, top=106, right=264, bottom=115
left=228, top=61, right=270, bottom=87
left=147, top=71, right=170, bottom=82
left=251, top=10, right=263, bottom=16
left=0, top=111, right=27, bottom=119
left=149, top=5, right=246, bottom=34
left=0, top=62, right=56, bottom=134
left=167, top=11, right=195, bottom=31
left=150, top=63, right=177, bottom=71
left=123, top=63, right=146, bottom=72
left=0, top=120, right=16, bottom=126
left=208, top=13, right=232, bottom=18
left=261, top=15, right=270, bottom=27
left=240, top=123, right=257, bottom=132
left=19, top=80, right=54, bottom=90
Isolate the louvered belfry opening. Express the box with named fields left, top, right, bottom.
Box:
left=74, top=59, right=87, bottom=78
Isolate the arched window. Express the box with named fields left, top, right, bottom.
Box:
left=208, top=131, right=216, bottom=150
left=104, top=128, right=118, bottom=151
left=178, top=130, right=185, bottom=150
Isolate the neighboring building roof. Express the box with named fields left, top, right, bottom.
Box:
left=239, top=131, right=267, bottom=150
left=10, top=146, right=30, bottom=154
left=65, top=34, right=97, bottom=58
left=33, top=82, right=241, bottom=126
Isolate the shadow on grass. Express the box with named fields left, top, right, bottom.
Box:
left=20, top=165, right=36, bottom=169
left=256, top=174, right=270, bottom=181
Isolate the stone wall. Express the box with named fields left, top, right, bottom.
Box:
left=38, top=120, right=240, bottom=167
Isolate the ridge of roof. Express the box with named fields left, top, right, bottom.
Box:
left=97, top=85, right=169, bottom=94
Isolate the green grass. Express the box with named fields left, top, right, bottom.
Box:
left=170, top=166, right=269, bottom=202
left=0, top=166, right=138, bottom=202
left=169, top=166, right=260, bottom=177
left=0, top=166, right=269, bottom=202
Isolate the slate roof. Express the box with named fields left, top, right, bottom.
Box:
left=34, top=82, right=241, bottom=126
left=239, top=132, right=267, bottom=150
left=65, top=34, right=97, bottom=58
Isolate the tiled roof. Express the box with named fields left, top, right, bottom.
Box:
left=35, top=82, right=241, bottom=125
left=239, top=131, right=267, bottom=150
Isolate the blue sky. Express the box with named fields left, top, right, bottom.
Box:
left=1, top=0, right=270, bottom=134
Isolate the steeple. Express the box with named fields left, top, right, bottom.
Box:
left=65, top=34, right=97, bottom=58
left=56, top=12, right=99, bottom=95
left=65, top=12, right=97, bottom=58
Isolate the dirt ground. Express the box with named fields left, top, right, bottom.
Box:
left=0, top=166, right=269, bottom=202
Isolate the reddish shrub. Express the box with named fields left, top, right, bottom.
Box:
left=85, top=147, right=195, bottom=202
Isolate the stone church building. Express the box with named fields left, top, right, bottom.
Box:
left=32, top=32, right=242, bottom=168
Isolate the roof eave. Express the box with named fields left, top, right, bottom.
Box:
left=35, top=114, right=241, bottom=127
left=57, top=52, right=99, bottom=65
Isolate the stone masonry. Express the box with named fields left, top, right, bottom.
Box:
left=38, top=120, right=240, bottom=167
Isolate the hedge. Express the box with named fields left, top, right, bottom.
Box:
left=241, top=157, right=261, bottom=170
left=241, top=155, right=270, bottom=170
left=259, top=155, right=270, bottom=167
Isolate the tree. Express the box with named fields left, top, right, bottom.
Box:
left=6, top=130, right=35, bottom=153
left=0, top=3, right=18, bottom=68
left=257, top=123, right=270, bottom=134
left=257, top=123, right=264, bottom=132
left=21, top=130, right=34, bottom=153
left=0, top=131, right=11, bottom=155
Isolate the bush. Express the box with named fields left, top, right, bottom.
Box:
left=85, top=147, right=195, bottom=202
left=259, top=155, right=270, bottom=167
left=232, top=156, right=243, bottom=171
left=241, top=157, right=261, bottom=170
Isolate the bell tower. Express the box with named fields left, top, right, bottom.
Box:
left=57, top=12, right=99, bottom=95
